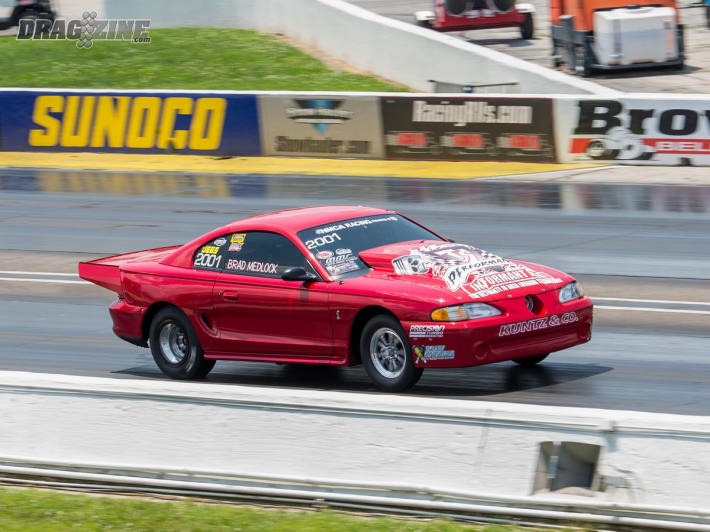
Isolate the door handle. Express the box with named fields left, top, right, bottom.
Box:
left=222, top=291, right=239, bottom=301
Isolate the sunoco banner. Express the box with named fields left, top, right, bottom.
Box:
left=381, top=96, right=556, bottom=162
left=556, top=96, right=710, bottom=165
left=257, top=94, right=383, bottom=158
left=0, top=90, right=261, bottom=156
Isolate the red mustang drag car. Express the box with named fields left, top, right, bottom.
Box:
left=79, top=206, right=593, bottom=391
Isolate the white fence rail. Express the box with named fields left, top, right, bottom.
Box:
left=1, top=371, right=709, bottom=516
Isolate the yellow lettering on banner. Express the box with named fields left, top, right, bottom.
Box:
left=189, top=98, right=226, bottom=150
left=60, top=96, right=96, bottom=147
left=90, top=96, right=131, bottom=148
left=29, top=95, right=64, bottom=147
left=126, top=97, right=161, bottom=149
left=157, top=97, right=193, bottom=150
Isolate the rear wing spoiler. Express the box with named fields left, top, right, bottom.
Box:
left=78, top=246, right=180, bottom=294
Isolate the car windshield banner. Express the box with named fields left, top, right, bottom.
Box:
left=380, top=96, right=556, bottom=162
left=258, top=94, right=383, bottom=158
left=556, top=96, right=710, bottom=166
left=0, top=89, right=261, bottom=156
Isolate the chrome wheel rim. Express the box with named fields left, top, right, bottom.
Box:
left=370, top=327, right=406, bottom=379
left=158, top=322, right=188, bottom=365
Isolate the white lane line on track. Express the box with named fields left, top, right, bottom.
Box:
left=0, top=274, right=708, bottom=313
left=594, top=297, right=710, bottom=306
left=0, top=277, right=89, bottom=285
left=0, top=271, right=80, bottom=277
left=595, top=305, right=710, bottom=315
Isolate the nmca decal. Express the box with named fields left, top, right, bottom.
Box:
left=28, top=95, right=226, bottom=150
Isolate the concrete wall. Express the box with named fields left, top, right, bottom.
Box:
left=104, top=0, right=613, bottom=95
left=2, top=371, right=709, bottom=509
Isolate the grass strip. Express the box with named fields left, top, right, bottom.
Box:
left=0, top=28, right=406, bottom=91
left=0, top=487, right=579, bottom=531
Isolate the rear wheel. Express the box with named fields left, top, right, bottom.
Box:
left=514, top=353, right=549, bottom=367
left=149, top=307, right=215, bottom=379
left=520, top=13, right=534, bottom=40
left=361, top=315, right=422, bottom=392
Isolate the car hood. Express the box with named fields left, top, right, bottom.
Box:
left=358, top=240, right=570, bottom=301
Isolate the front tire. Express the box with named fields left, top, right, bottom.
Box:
left=514, top=353, right=549, bottom=367
left=149, top=307, right=215, bottom=379
left=360, top=315, right=423, bottom=392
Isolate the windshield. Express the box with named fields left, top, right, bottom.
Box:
left=297, top=214, right=443, bottom=278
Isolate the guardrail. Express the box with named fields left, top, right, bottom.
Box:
left=1, top=458, right=709, bottom=530
left=2, top=89, right=710, bottom=166
left=1, top=371, right=709, bottom=517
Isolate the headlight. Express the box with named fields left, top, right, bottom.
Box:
left=431, top=303, right=501, bottom=322
left=559, top=281, right=583, bottom=303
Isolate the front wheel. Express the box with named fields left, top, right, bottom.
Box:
left=361, top=315, right=422, bottom=392
left=149, top=307, right=215, bottom=379
left=513, top=353, right=549, bottom=367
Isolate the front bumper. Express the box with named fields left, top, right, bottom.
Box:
left=405, top=298, right=593, bottom=368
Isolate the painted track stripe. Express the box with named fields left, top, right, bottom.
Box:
left=594, top=297, right=710, bottom=306
left=0, top=277, right=89, bottom=285
left=0, top=271, right=79, bottom=277
left=595, top=305, right=710, bottom=315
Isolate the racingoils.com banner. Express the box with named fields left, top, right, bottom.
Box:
left=380, top=96, right=556, bottom=162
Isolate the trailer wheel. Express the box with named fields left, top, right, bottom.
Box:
left=575, top=42, right=592, bottom=77
left=520, top=12, right=533, bottom=40
left=551, top=40, right=562, bottom=68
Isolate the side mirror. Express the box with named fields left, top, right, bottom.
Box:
left=281, top=267, right=318, bottom=283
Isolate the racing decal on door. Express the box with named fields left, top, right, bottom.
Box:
left=393, top=243, right=562, bottom=298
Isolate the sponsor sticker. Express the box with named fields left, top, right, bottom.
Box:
left=392, top=243, right=562, bottom=299
left=228, top=242, right=242, bottom=252
left=336, top=248, right=352, bottom=255
left=214, top=238, right=227, bottom=246
left=498, top=312, right=578, bottom=337
left=316, top=250, right=333, bottom=259
left=414, top=345, right=455, bottom=363
left=225, top=259, right=278, bottom=274
left=314, top=216, right=397, bottom=235
left=201, top=245, right=220, bottom=254
left=326, top=260, right=359, bottom=275
left=409, top=324, right=445, bottom=339
left=231, top=233, right=246, bottom=243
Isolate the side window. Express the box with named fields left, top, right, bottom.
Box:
left=221, top=231, right=317, bottom=279
left=192, top=235, right=230, bottom=271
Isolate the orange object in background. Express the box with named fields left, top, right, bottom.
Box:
left=550, top=0, right=684, bottom=76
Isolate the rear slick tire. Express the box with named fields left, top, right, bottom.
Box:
left=520, top=12, right=533, bottom=40
left=360, top=315, right=423, bottom=392
left=149, top=307, right=215, bottom=380
left=513, top=353, right=549, bottom=367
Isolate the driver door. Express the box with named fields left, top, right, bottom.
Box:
left=210, top=231, right=334, bottom=359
